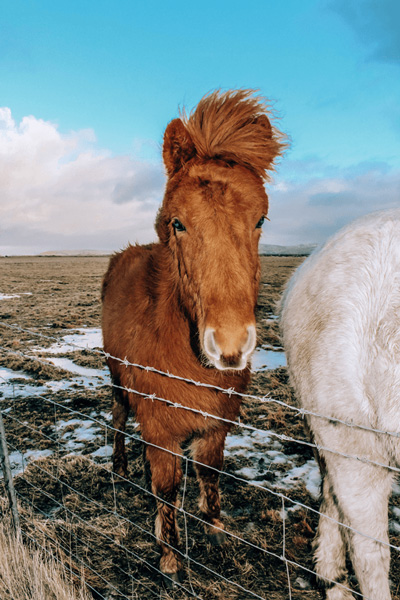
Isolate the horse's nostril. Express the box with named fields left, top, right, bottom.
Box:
left=220, top=353, right=242, bottom=368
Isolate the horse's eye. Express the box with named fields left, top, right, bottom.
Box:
left=172, top=218, right=186, bottom=232
left=255, top=216, right=265, bottom=229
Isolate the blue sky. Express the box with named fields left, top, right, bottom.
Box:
left=1, top=0, right=399, bottom=254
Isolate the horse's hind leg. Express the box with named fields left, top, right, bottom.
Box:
left=328, top=458, right=392, bottom=600
left=314, top=474, right=354, bottom=599
left=191, top=427, right=228, bottom=545
left=316, top=455, right=393, bottom=600
left=145, top=437, right=183, bottom=586
left=112, top=380, right=129, bottom=479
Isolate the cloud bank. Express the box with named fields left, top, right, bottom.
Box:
left=0, top=108, right=399, bottom=255
left=265, top=159, right=400, bottom=246
left=0, top=108, right=165, bottom=254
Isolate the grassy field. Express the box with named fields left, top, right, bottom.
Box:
left=0, top=515, right=91, bottom=600
left=0, top=255, right=399, bottom=600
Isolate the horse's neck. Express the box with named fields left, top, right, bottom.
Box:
left=150, top=245, right=190, bottom=333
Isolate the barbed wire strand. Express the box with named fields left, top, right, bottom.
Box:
left=2, top=343, right=400, bottom=480
left=2, top=379, right=400, bottom=558
left=18, top=512, right=134, bottom=600
left=19, top=527, right=108, bottom=600
left=3, top=430, right=377, bottom=600
left=15, top=484, right=160, bottom=598
left=16, top=456, right=275, bottom=600
left=3, top=321, right=400, bottom=440
left=0, top=326, right=393, bottom=598
left=3, top=416, right=374, bottom=599
left=9, top=440, right=283, bottom=599
left=4, top=441, right=197, bottom=598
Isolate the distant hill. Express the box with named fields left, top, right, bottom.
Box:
left=259, top=243, right=318, bottom=256
left=35, top=245, right=317, bottom=258
left=38, top=249, right=110, bottom=256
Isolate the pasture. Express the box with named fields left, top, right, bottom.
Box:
left=1, top=255, right=400, bottom=599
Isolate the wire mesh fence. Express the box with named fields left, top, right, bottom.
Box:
left=1, top=319, right=400, bottom=600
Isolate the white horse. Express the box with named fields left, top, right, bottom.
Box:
left=280, top=209, right=400, bottom=600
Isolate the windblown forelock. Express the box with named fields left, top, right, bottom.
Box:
left=181, top=89, right=288, bottom=181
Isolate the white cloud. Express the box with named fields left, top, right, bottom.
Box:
left=0, top=108, right=165, bottom=254
left=265, top=160, right=400, bottom=245
left=1, top=108, right=399, bottom=255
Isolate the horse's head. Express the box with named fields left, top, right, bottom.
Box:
left=156, top=90, right=287, bottom=371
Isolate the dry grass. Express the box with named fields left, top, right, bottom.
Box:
left=0, top=517, right=91, bottom=600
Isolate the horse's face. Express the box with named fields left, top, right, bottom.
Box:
left=158, top=161, right=267, bottom=371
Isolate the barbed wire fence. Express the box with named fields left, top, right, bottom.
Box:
left=0, top=320, right=399, bottom=599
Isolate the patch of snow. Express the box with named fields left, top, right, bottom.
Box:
left=225, top=434, right=256, bottom=451
left=30, top=327, right=108, bottom=385
left=47, top=356, right=107, bottom=380
left=97, top=410, right=112, bottom=421
left=295, top=577, right=312, bottom=590
left=5, top=449, right=53, bottom=477
left=45, top=373, right=110, bottom=392
left=225, top=430, right=273, bottom=454
left=251, top=347, right=286, bottom=371
left=389, top=520, right=400, bottom=534
left=24, top=449, right=53, bottom=461
left=57, top=418, right=103, bottom=451
left=278, top=459, right=321, bottom=500
left=265, top=449, right=289, bottom=464
left=64, top=440, right=85, bottom=450
left=225, top=426, right=321, bottom=504
left=7, top=451, right=25, bottom=476
left=45, top=328, right=103, bottom=354
left=235, top=466, right=261, bottom=480
left=57, top=418, right=101, bottom=445
left=92, top=445, right=113, bottom=458
left=392, top=481, right=400, bottom=496
left=287, top=503, right=302, bottom=513
left=225, top=432, right=284, bottom=479
left=0, top=367, right=30, bottom=382
left=0, top=368, right=49, bottom=398
left=0, top=293, right=32, bottom=300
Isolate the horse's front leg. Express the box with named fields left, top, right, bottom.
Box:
left=145, top=439, right=183, bottom=587
left=191, top=426, right=229, bottom=545
left=112, top=382, right=130, bottom=479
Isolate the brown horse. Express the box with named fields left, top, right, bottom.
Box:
left=101, top=89, right=286, bottom=586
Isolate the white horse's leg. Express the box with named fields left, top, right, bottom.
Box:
left=314, top=473, right=355, bottom=599
left=322, top=455, right=393, bottom=600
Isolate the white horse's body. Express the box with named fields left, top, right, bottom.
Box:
left=280, top=209, right=400, bottom=599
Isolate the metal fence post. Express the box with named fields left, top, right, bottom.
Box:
left=0, top=409, right=20, bottom=534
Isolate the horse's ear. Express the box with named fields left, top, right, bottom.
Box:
left=163, top=118, right=196, bottom=176
left=253, top=114, right=273, bottom=138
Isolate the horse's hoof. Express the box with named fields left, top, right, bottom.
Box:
left=162, top=570, right=184, bottom=589
left=207, top=530, right=227, bottom=546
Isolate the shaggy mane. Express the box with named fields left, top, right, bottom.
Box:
left=182, top=89, right=288, bottom=181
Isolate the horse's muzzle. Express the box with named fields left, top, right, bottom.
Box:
left=203, top=325, right=256, bottom=371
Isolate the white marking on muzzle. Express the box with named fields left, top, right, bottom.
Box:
left=203, top=325, right=257, bottom=371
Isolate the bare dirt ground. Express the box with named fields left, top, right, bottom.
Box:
left=1, top=255, right=399, bottom=600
